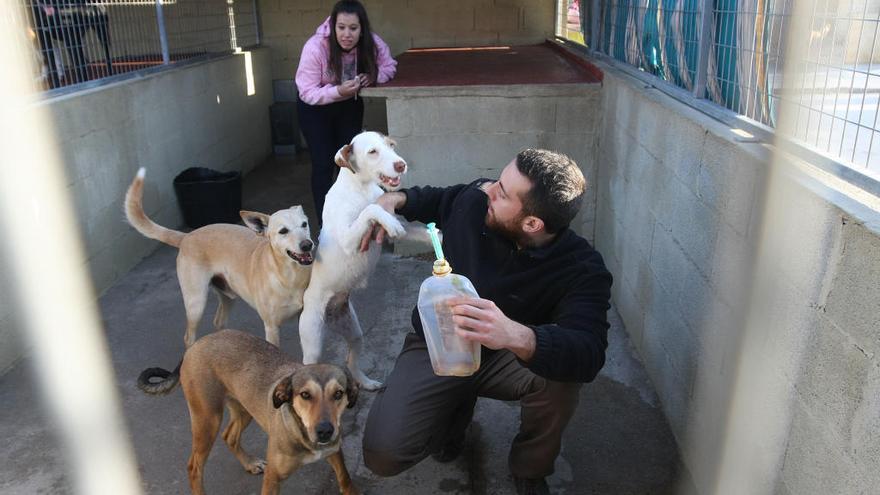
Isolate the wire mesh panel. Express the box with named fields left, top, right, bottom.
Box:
left=708, top=1, right=792, bottom=127
left=163, top=0, right=255, bottom=59
left=710, top=0, right=880, bottom=175
left=15, top=0, right=259, bottom=92
left=571, top=0, right=880, bottom=181
left=789, top=1, right=878, bottom=173
left=599, top=0, right=704, bottom=92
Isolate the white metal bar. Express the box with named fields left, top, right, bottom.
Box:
left=155, top=0, right=170, bottom=64
left=794, top=0, right=820, bottom=142
left=850, top=3, right=877, bottom=165
left=804, top=0, right=833, bottom=145
left=0, top=1, right=144, bottom=492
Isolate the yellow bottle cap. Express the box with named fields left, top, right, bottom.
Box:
left=433, top=259, right=452, bottom=276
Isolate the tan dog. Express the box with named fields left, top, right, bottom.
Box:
left=125, top=168, right=314, bottom=353
left=141, top=329, right=359, bottom=495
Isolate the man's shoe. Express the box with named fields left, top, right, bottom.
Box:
left=430, top=432, right=466, bottom=463
left=513, top=476, right=550, bottom=495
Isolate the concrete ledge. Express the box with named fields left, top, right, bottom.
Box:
left=363, top=82, right=600, bottom=98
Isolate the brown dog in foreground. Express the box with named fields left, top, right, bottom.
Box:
left=125, top=168, right=314, bottom=354
left=142, top=329, right=359, bottom=495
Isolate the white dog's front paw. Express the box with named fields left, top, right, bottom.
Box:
left=382, top=218, right=407, bottom=239
left=359, top=376, right=385, bottom=392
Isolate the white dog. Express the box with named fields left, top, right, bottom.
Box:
left=299, top=131, right=407, bottom=390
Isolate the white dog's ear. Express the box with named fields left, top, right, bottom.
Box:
left=335, top=143, right=358, bottom=173
left=240, top=210, right=271, bottom=236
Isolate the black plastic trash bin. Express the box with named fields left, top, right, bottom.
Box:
left=173, top=167, right=242, bottom=229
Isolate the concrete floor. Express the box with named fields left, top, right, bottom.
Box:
left=0, top=153, right=693, bottom=494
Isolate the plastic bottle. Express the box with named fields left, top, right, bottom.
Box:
left=417, top=223, right=481, bottom=377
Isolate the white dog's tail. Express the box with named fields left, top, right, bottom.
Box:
left=125, top=168, right=184, bottom=248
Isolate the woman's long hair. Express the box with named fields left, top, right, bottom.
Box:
left=328, top=0, right=378, bottom=84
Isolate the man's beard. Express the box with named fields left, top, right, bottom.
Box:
left=485, top=209, right=529, bottom=247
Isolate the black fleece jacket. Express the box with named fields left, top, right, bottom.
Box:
left=398, top=179, right=613, bottom=383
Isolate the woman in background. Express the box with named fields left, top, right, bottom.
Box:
left=296, top=0, right=397, bottom=221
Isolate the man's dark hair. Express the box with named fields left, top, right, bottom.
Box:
left=328, top=1, right=378, bottom=85
left=515, top=149, right=586, bottom=234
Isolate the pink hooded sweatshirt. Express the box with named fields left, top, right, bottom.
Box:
left=296, top=17, right=397, bottom=106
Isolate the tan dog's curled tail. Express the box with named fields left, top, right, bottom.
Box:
left=125, top=168, right=185, bottom=248
left=137, top=360, right=183, bottom=395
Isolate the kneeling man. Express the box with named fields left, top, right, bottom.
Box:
left=362, top=149, right=613, bottom=495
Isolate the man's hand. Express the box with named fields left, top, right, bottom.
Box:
left=358, top=192, right=407, bottom=252
left=448, top=297, right=536, bottom=362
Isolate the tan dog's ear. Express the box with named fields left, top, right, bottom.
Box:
left=334, top=144, right=358, bottom=173
left=272, top=376, right=292, bottom=409
left=343, top=368, right=359, bottom=409
left=241, top=211, right=270, bottom=235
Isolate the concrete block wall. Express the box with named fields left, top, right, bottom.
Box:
left=258, top=0, right=555, bottom=132
left=594, top=61, right=880, bottom=493
left=258, top=0, right=555, bottom=81
left=383, top=85, right=602, bottom=241
left=709, top=164, right=880, bottom=494
left=0, top=49, right=274, bottom=373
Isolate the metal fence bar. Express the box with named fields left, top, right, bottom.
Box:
left=155, top=0, right=169, bottom=64
left=226, top=0, right=236, bottom=51
left=591, top=0, right=600, bottom=50
left=803, top=1, right=830, bottom=147
left=693, top=0, right=714, bottom=98
left=16, top=0, right=259, bottom=93
left=252, top=0, right=261, bottom=45
left=849, top=4, right=877, bottom=163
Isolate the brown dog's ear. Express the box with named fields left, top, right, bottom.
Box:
left=343, top=368, right=359, bottom=409
left=272, top=376, right=292, bottom=408
left=241, top=211, right=270, bottom=236
left=334, top=144, right=358, bottom=173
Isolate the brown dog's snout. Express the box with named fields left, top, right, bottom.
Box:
left=316, top=421, right=334, bottom=443
left=300, top=240, right=314, bottom=252
left=393, top=161, right=406, bottom=173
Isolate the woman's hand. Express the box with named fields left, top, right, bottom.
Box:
left=337, top=79, right=361, bottom=98
left=356, top=73, right=374, bottom=87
